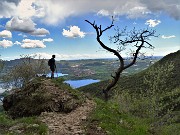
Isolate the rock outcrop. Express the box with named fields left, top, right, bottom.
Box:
left=3, top=78, right=85, bottom=119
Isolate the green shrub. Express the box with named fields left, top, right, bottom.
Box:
left=113, top=62, right=180, bottom=134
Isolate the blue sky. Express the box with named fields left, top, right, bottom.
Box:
left=0, top=0, right=179, bottom=60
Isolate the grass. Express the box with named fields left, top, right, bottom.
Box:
left=160, top=123, right=180, bottom=135
left=51, top=77, right=85, bottom=102
left=87, top=96, right=180, bottom=135
left=51, top=77, right=69, bottom=90
left=88, top=98, right=150, bottom=135
left=0, top=112, right=48, bottom=135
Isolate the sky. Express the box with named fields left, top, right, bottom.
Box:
left=0, top=0, right=179, bottom=60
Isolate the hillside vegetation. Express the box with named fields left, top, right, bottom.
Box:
left=80, top=50, right=180, bottom=135
left=0, top=50, right=179, bottom=134
left=79, top=50, right=180, bottom=97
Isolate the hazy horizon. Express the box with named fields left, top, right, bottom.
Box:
left=3, top=55, right=165, bottom=61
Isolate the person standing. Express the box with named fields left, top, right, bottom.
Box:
left=48, top=55, right=56, bottom=79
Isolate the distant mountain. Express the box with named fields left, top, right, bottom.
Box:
left=3, top=58, right=48, bottom=67
left=79, top=50, right=180, bottom=97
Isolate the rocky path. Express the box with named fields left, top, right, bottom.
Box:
left=39, top=99, right=96, bottom=135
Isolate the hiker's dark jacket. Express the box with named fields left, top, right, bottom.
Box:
left=49, top=58, right=56, bottom=72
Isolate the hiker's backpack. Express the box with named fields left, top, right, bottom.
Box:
left=48, top=59, right=52, bottom=66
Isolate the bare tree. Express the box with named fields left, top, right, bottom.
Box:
left=85, top=17, right=157, bottom=100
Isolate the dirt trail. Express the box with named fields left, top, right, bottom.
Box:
left=39, top=99, right=95, bottom=135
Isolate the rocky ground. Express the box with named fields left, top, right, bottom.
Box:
left=2, top=78, right=107, bottom=135
left=39, top=99, right=95, bottom=135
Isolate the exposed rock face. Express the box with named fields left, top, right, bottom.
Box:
left=3, top=78, right=84, bottom=119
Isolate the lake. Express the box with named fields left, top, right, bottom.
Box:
left=46, top=73, right=68, bottom=77
left=0, top=83, right=6, bottom=94
left=0, top=88, right=5, bottom=93
left=0, top=78, right=100, bottom=94
left=64, top=79, right=100, bottom=89
left=47, top=72, right=100, bottom=88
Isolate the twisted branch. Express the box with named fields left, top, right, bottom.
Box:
left=85, top=18, right=156, bottom=100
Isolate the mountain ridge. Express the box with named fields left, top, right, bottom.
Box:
left=79, top=50, right=180, bottom=97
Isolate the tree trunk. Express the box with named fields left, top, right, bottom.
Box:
left=103, top=68, right=122, bottom=100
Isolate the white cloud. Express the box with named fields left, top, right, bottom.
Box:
left=0, top=30, right=12, bottom=38
left=37, top=0, right=150, bottom=24
left=18, top=33, right=27, bottom=38
left=23, top=35, right=27, bottom=38
left=0, top=0, right=180, bottom=25
left=97, top=9, right=110, bottom=16
left=30, top=28, right=50, bottom=36
left=145, top=19, right=161, bottom=27
left=14, top=41, right=21, bottom=45
left=127, top=6, right=151, bottom=18
left=161, top=35, right=176, bottom=39
left=62, top=26, right=85, bottom=38
left=34, top=7, right=46, bottom=18
left=14, top=38, right=53, bottom=48
left=1, top=0, right=46, bottom=21
left=0, top=0, right=44, bottom=19
left=16, top=0, right=36, bottom=19
left=141, top=0, right=180, bottom=20
left=0, top=0, right=18, bottom=18
left=42, top=38, right=53, bottom=42
left=21, top=39, right=46, bottom=49
left=6, top=17, right=35, bottom=33
left=31, top=52, right=116, bottom=60
left=18, top=0, right=46, bottom=19
left=30, top=52, right=51, bottom=59
left=6, top=17, right=49, bottom=36
left=34, top=0, right=180, bottom=25
left=0, top=39, right=13, bottom=48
